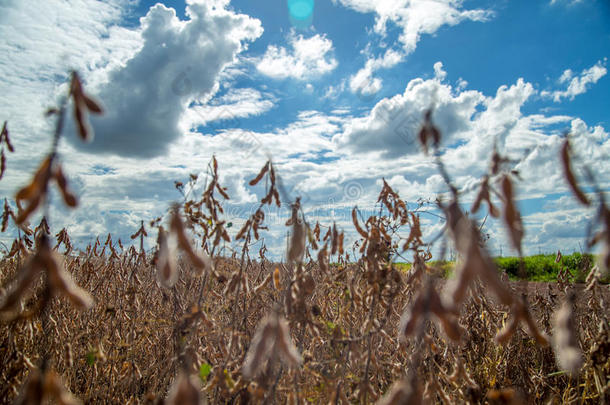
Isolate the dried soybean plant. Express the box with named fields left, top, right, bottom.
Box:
left=560, top=135, right=610, bottom=277
left=130, top=220, right=147, bottom=259
left=153, top=203, right=211, bottom=289
left=143, top=158, right=229, bottom=403
left=234, top=162, right=303, bottom=393
left=2, top=71, right=101, bottom=320
left=1, top=71, right=102, bottom=404
left=2, top=100, right=610, bottom=403
left=379, top=110, right=551, bottom=404
left=555, top=133, right=610, bottom=384
left=0, top=121, right=15, bottom=180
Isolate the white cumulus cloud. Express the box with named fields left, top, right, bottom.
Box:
left=333, top=0, right=491, bottom=51
left=0, top=0, right=139, bottom=153
left=256, top=32, right=338, bottom=80
left=337, top=63, right=486, bottom=158
left=182, top=88, right=275, bottom=131
left=542, top=59, right=607, bottom=102
left=77, top=0, right=263, bottom=158
left=349, top=48, right=403, bottom=97
left=336, top=0, right=492, bottom=95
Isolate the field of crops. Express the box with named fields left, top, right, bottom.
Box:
left=1, top=74, right=609, bottom=404
left=396, top=253, right=609, bottom=283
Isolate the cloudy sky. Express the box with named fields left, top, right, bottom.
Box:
left=0, top=0, right=609, bottom=260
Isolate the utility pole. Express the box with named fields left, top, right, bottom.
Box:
left=285, top=230, right=289, bottom=262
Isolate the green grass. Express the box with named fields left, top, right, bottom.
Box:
left=393, top=253, right=604, bottom=283
left=494, top=253, right=595, bottom=282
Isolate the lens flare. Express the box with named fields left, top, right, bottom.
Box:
left=287, top=0, right=314, bottom=28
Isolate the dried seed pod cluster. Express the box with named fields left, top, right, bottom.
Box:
left=155, top=226, right=178, bottom=288
left=170, top=207, right=211, bottom=274
left=399, top=280, right=464, bottom=341
left=15, top=157, right=79, bottom=225
left=418, top=109, right=440, bottom=155
left=559, top=136, right=610, bottom=278
left=166, top=371, right=203, bottom=405
left=242, top=313, right=302, bottom=379
left=69, top=71, right=103, bottom=142
left=0, top=235, right=93, bottom=321
left=249, top=161, right=280, bottom=207
left=286, top=198, right=305, bottom=264
left=16, top=368, right=82, bottom=405
left=552, top=293, right=583, bottom=376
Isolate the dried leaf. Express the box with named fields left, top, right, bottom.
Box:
left=235, top=219, right=250, bottom=241
left=43, top=247, right=93, bottom=310
left=553, top=294, right=582, bottom=375
left=43, top=370, right=83, bottom=405
left=0, top=253, right=44, bottom=315
left=287, top=200, right=305, bottom=263
left=471, top=176, right=499, bottom=218
left=0, top=149, right=5, bottom=180
left=1, top=198, right=12, bottom=232
left=377, top=377, right=422, bottom=405
left=501, top=175, right=524, bottom=254
left=276, top=317, right=302, bottom=367
left=215, top=183, right=230, bottom=200
left=15, top=193, right=42, bottom=226
left=16, top=156, right=52, bottom=202
left=417, top=109, right=441, bottom=155
left=273, top=188, right=281, bottom=207
left=54, top=164, right=78, bottom=207
left=0, top=121, right=13, bottom=152
left=331, top=223, right=338, bottom=255
left=166, top=371, right=202, bottom=405
left=171, top=209, right=210, bottom=273
left=560, top=139, right=590, bottom=206
left=253, top=272, right=273, bottom=294
left=15, top=156, right=53, bottom=225
left=495, top=297, right=548, bottom=346
left=399, top=282, right=463, bottom=341
left=242, top=316, right=277, bottom=378
left=16, top=368, right=43, bottom=404
left=156, top=227, right=177, bottom=288
left=70, top=72, right=98, bottom=142
left=73, top=101, right=91, bottom=142
left=249, top=162, right=269, bottom=186
left=318, top=243, right=329, bottom=274
left=352, top=208, right=368, bottom=238
left=82, top=94, right=103, bottom=115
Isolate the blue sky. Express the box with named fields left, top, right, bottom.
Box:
left=0, top=0, right=608, bottom=259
